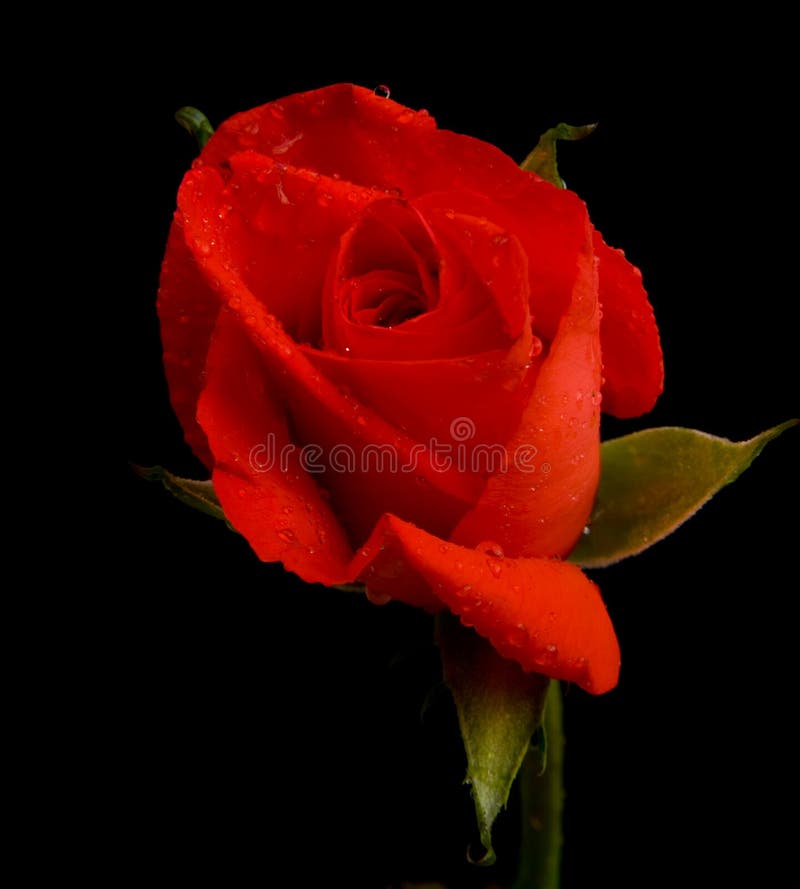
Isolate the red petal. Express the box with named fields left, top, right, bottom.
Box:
left=157, top=221, right=218, bottom=466
left=451, top=209, right=601, bottom=558
left=594, top=232, right=664, bottom=417
left=324, top=200, right=529, bottom=360
left=196, top=84, right=439, bottom=191
left=354, top=515, right=619, bottom=694
left=203, top=150, right=379, bottom=344
left=197, top=312, right=354, bottom=585
left=414, top=183, right=591, bottom=345
left=301, top=329, right=538, bottom=474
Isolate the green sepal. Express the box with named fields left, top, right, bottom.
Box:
left=134, top=464, right=227, bottom=523
left=520, top=122, right=597, bottom=188
left=175, top=106, right=214, bottom=150
left=571, top=420, right=798, bottom=568
left=436, top=613, right=550, bottom=866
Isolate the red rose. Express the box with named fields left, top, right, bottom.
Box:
left=159, top=84, right=663, bottom=694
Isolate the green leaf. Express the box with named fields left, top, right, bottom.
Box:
left=175, top=106, right=214, bottom=150
left=571, top=420, right=798, bottom=568
left=436, top=613, right=550, bottom=866
left=133, top=465, right=227, bottom=523
left=520, top=122, right=597, bottom=188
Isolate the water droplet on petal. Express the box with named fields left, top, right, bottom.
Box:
left=277, top=528, right=296, bottom=544
left=477, top=541, right=504, bottom=559
left=529, top=336, right=543, bottom=358
left=506, top=624, right=528, bottom=648
left=366, top=587, right=392, bottom=605
left=237, top=488, right=247, bottom=499
left=282, top=505, right=294, bottom=515
left=486, top=559, right=502, bottom=578
left=374, top=84, right=391, bottom=99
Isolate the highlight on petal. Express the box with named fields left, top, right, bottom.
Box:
left=353, top=515, right=620, bottom=694
left=594, top=231, right=664, bottom=418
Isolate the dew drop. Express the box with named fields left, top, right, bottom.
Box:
left=491, top=233, right=510, bottom=246
left=477, top=541, right=504, bottom=559
left=356, top=415, right=367, bottom=427
left=454, top=560, right=464, bottom=572
left=277, top=528, right=296, bottom=544
left=374, top=84, right=391, bottom=99
left=454, top=584, right=472, bottom=599
left=506, top=624, right=528, bottom=648
left=486, top=559, right=502, bottom=578
left=582, top=525, right=591, bottom=536
left=366, top=587, right=392, bottom=606
left=282, top=505, right=294, bottom=516
left=237, top=488, right=247, bottom=499
left=529, top=336, right=543, bottom=358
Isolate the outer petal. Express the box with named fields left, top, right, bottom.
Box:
left=353, top=515, right=619, bottom=694
left=451, top=205, right=601, bottom=558
left=196, top=84, right=510, bottom=200
left=157, top=222, right=218, bottom=466
left=203, top=150, right=379, bottom=344
left=594, top=231, right=664, bottom=417
left=413, top=185, right=590, bottom=344
left=197, top=312, right=354, bottom=585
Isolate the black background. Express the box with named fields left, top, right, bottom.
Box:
left=101, top=22, right=799, bottom=889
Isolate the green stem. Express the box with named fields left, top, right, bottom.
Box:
left=512, top=681, right=564, bottom=889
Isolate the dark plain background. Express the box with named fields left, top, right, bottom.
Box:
left=99, top=25, right=798, bottom=889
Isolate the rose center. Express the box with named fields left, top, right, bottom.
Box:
left=348, top=269, right=428, bottom=329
